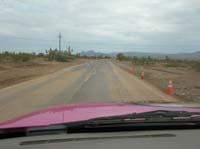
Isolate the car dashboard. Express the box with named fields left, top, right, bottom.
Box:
left=0, top=129, right=199, bottom=149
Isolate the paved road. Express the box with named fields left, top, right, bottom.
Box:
left=0, top=60, right=179, bottom=121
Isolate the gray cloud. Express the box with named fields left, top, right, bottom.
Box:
left=0, top=0, right=200, bottom=53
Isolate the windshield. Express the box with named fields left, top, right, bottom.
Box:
left=0, top=0, right=200, bottom=130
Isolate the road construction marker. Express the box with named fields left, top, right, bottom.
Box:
left=140, top=72, right=144, bottom=80
left=166, top=80, right=173, bottom=94
left=128, top=68, right=134, bottom=74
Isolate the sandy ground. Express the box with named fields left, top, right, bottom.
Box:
left=115, top=61, right=200, bottom=103
left=0, top=58, right=88, bottom=89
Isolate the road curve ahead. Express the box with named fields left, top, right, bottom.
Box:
left=0, top=60, right=178, bottom=121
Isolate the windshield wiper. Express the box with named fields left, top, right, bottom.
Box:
left=89, top=110, right=200, bottom=121
left=67, top=110, right=200, bottom=133
left=85, top=110, right=200, bottom=124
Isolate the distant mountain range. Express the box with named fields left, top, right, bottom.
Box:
left=79, top=50, right=200, bottom=60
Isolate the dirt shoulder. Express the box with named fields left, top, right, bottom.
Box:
left=114, top=60, right=200, bottom=103
left=0, top=58, right=88, bottom=89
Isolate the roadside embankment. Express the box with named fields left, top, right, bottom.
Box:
left=0, top=58, right=88, bottom=89
left=114, top=60, right=200, bottom=103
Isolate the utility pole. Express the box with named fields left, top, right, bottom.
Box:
left=58, top=32, right=62, bottom=50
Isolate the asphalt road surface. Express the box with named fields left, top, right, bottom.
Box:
left=0, top=60, right=179, bottom=122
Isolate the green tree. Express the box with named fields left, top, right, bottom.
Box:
left=116, top=53, right=125, bottom=61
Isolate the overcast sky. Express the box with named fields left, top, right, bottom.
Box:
left=0, top=0, right=200, bottom=53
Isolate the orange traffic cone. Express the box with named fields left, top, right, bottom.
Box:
left=132, top=68, right=134, bottom=74
left=140, top=72, right=144, bottom=80
left=166, top=80, right=173, bottom=94
left=128, top=68, right=134, bottom=74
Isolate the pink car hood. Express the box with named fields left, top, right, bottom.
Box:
left=0, top=102, right=200, bottom=129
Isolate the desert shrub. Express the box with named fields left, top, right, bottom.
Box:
left=0, top=51, right=34, bottom=62
left=116, top=53, right=126, bottom=61
left=37, top=53, right=45, bottom=57
left=193, top=62, right=200, bottom=71
left=165, top=63, right=180, bottom=67
left=46, top=49, right=74, bottom=62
